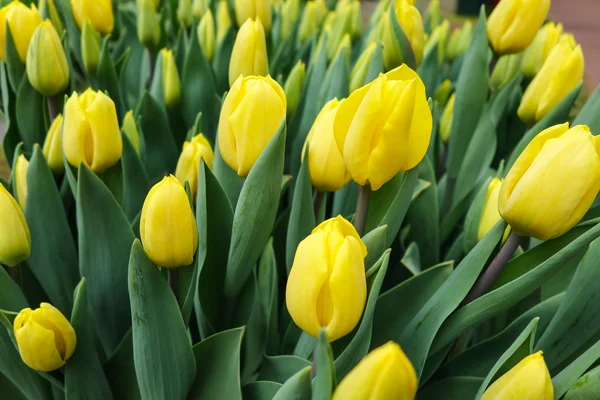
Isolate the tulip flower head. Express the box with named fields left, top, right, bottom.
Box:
left=175, top=134, right=214, bottom=198
left=234, top=0, right=271, bottom=32
left=177, top=0, right=193, bottom=27
left=26, top=21, right=70, bottom=96
left=43, top=114, right=65, bottom=173
left=228, top=18, right=269, bottom=87
left=198, top=8, right=215, bottom=61
left=383, top=0, right=425, bottom=69
left=14, top=154, right=29, bottom=209
left=81, top=19, right=101, bottom=75
left=192, top=0, right=209, bottom=19
left=478, top=178, right=511, bottom=241
left=216, top=0, right=232, bottom=43
left=446, top=20, right=472, bottom=61
left=13, top=303, right=77, bottom=372
left=439, top=92, right=455, bottom=144
left=521, top=22, right=564, bottom=78
left=161, top=49, right=181, bottom=108
left=284, top=60, right=305, bottom=116
left=0, top=183, right=30, bottom=267
left=71, top=0, right=114, bottom=35
left=0, top=1, right=42, bottom=63
left=137, top=0, right=161, bottom=50
left=286, top=216, right=368, bottom=341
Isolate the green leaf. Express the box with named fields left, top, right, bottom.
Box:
left=1, top=63, right=20, bottom=166
left=53, top=0, right=82, bottom=65
left=319, top=48, right=349, bottom=105
left=313, top=330, right=335, bottom=400
left=104, top=330, right=142, bottom=400
left=0, top=372, right=28, bottom=400
left=243, top=381, right=282, bottom=400
left=224, top=123, right=286, bottom=296
left=334, top=250, right=390, bottom=380
left=65, top=279, right=113, bottom=399
left=121, top=133, right=150, bottom=222
left=400, top=220, right=505, bottom=378
left=446, top=8, right=489, bottom=180
left=97, top=36, right=126, bottom=120
left=387, top=2, right=416, bottom=69
left=258, top=239, right=280, bottom=355
left=25, top=146, right=79, bottom=314
left=401, top=242, right=421, bottom=275
left=286, top=148, right=316, bottom=273
left=258, top=355, right=312, bottom=384
left=417, top=42, right=440, bottom=98
left=332, top=181, right=359, bottom=218
left=574, top=83, right=600, bottom=133
left=76, top=164, right=135, bottom=357
left=212, top=28, right=235, bottom=93
left=4, top=22, right=24, bottom=93
left=272, top=366, right=312, bottom=400
left=417, top=377, right=484, bottom=400
left=188, top=328, right=245, bottom=399
left=16, top=75, right=46, bottom=152
left=212, top=138, right=244, bottom=209
left=128, top=240, right=196, bottom=399
left=563, top=364, right=600, bottom=400
left=463, top=177, right=492, bottom=253
left=364, top=43, right=385, bottom=86
left=553, top=339, right=600, bottom=399
left=148, top=52, right=165, bottom=108
left=0, top=267, right=28, bottom=312
left=362, top=225, right=388, bottom=270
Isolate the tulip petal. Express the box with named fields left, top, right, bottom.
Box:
left=15, top=320, right=66, bottom=371
left=63, top=92, right=93, bottom=168
left=38, top=303, right=77, bottom=360
left=218, top=76, right=245, bottom=173
left=486, top=0, right=517, bottom=53
left=0, top=184, right=31, bottom=267
left=499, top=0, right=550, bottom=54
left=333, top=79, right=375, bottom=155
left=84, top=91, right=123, bottom=173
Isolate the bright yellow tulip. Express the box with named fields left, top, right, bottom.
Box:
left=0, top=1, right=41, bottom=63
left=234, top=0, right=271, bottom=32
left=383, top=0, right=425, bottom=69
left=439, top=92, right=455, bottom=144
left=14, top=154, right=28, bottom=209
left=521, top=22, right=564, bottom=78
left=26, top=21, right=70, bottom=96
left=228, top=18, right=269, bottom=87
left=0, top=184, right=30, bottom=267
left=161, top=49, right=181, bottom=109
left=175, top=134, right=214, bottom=198
left=43, top=114, right=65, bottom=174
left=198, top=9, right=215, bottom=61
left=499, top=124, right=600, bottom=240
left=71, top=0, right=114, bottom=35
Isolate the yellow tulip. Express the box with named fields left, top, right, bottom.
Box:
left=137, top=0, right=161, bottom=50
left=349, top=0, right=362, bottom=38
left=518, top=36, right=583, bottom=125
left=482, top=351, right=553, bottom=400
left=0, top=1, right=41, bottom=63
left=140, top=175, right=198, bottom=268
left=121, top=110, right=141, bottom=155
left=177, top=0, right=193, bottom=28
left=332, top=341, right=417, bottom=400
left=26, top=21, right=69, bottom=97
left=298, top=1, right=319, bottom=43
left=13, top=303, right=77, bottom=372
left=81, top=19, right=101, bottom=75
left=43, top=114, right=65, bottom=173
left=303, top=99, right=350, bottom=192
left=314, top=0, right=327, bottom=23
left=490, top=53, right=522, bottom=91
left=487, top=0, right=550, bottom=55
left=334, top=33, right=351, bottom=63
left=192, top=0, right=209, bottom=19
left=350, top=42, right=377, bottom=93
left=234, top=0, right=271, bottom=32
left=499, top=124, right=600, bottom=241
left=198, top=9, right=215, bottom=61
left=228, top=18, right=269, bottom=87
left=521, top=22, right=563, bottom=78
left=14, top=154, right=28, bottom=209
left=446, top=20, right=472, bottom=61
left=283, top=60, right=305, bottom=116
left=439, top=92, right=455, bottom=144
left=175, top=134, right=214, bottom=198
left=333, top=65, right=432, bottom=191
left=0, top=184, right=30, bottom=267
left=218, top=75, right=286, bottom=177
left=478, top=178, right=504, bottom=241
left=383, top=0, right=425, bottom=69
left=434, top=78, right=451, bottom=106
left=71, top=0, right=114, bottom=35
left=216, top=0, right=232, bottom=43
left=286, top=216, right=367, bottom=341
left=280, top=0, right=300, bottom=40
left=424, top=19, right=449, bottom=63
left=63, top=88, right=122, bottom=173
left=161, top=49, right=181, bottom=109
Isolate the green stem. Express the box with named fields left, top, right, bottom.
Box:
left=313, top=190, right=324, bottom=221
left=354, top=185, right=371, bottom=237
left=168, top=268, right=179, bottom=305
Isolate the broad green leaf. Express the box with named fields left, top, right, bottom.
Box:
left=332, top=181, right=359, bottom=218
left=104, top=330, right=141, bottom=400
left=362, top=225, right=388, bottom=270
left=16, top=75, right=46, bottom=152
left=76, top=164, right=135, bottom=357
left=463, top=177, right=492, bottom=253
left=1, top=63, right=20, bottom=166
left=417, top=42, right=440, bottom=98
left=0, top=267, right=27, bottom=312
left=53, top=0, right=82, bottom=64
left=401, top=242, right=421, bottom=275
left=224, top=123, right=286, bottom=296
left=364, top=42, right=384, bottom=86
left=313, top=330, right=335, bottom=400
left=0, top=372, right=27, bottom=400
left=563, top=365, right=600, bottom=400
left=212, top=28, right=235, bottom=93
left=272, top=366, right=312, bottom=400
left=212, top=139, right=244, bottom=209
left=258, top=355, right=312, bottom=384
left=319, top=47, right=349, bottom=105
left=258, top=239, right=280, bottom=356
left=553, top=339, right=600, bottom=399
left=121, top=133, right=150, bottom=222
left=243, top=381, right=282, bottom=400
left=128, top=240, right=196, bottom=399
left=97, top=36, right=126, bottom=120
left=188, top=328, right=245, bottom=399
left=574, top=83, right=600, bottom=133
left=417, top=377, right=484, bottom=400
left=4, top=23, right=24, bottom=92
left=148, top=53, right=165, bottom=109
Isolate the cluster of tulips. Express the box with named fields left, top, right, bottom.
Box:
left=1, top=0, right=600, bottom=399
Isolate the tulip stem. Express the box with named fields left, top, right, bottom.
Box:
left=168, top=269, right=179, bottom=304
left=47, top=95, right=59, bottom=122
left=462, top=231, right=521, bottom=306
left=147, top=51, right=156, bottom=90
left=7, top=265, right=20, bottom=285
left=354, top=185, right=371, bottom=237
left=313, top=190, right=324, bottom=221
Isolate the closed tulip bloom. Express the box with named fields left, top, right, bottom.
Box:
left=14, top=154, right=28, bottom=209
left=424, top=18, right=449, bottom=63
left=518, top=36, right=583, bottom=125
left=434, top=78, right=451, bottom=106
left=140, top=176, right=198, bottom=267
left=326, top=8, right=352, bottom=61
left=424, top=0, right=441, bottom=32
left=521, top=22, right=563, bottom=78
left=383, top=0, right=425, bottom=69
left=490, top=53, right=523, bottom=91
left=0, top=184, right=30, bottom=267
left=334, top=33, right=352, bottom=63
left=122, top=110, right=141, bottom=154
left=482, top=351, right=553, bottom=400
left=332, top=342, right=417, bottom=400
left=0, top=1, right=41, bottom=63
left=446, top=20, right=472, bottom=61
left=334, top=65, right=432, bottom=191
left=13, top=303, right=77, bottom=372
left=350, top=42, right=377, bottom=93
left=218, top=75, right=286, bottom=176
left=43, top=114, right=65, bottom=173
left=198, top=9, right=215, bottom=61
left=487, top=0, right=550, bottom=55
left=284, top=60, right=305, bottom=116
left=177, top=0, right=193, bottom=27
left=137, top=0, right=161, bottom=50
left=63, top=89, right=122, bottom=173
left=478, top=178, right=504, bottom=241
left=303, top=99, right=350, bottom=192
left=216, top=0, right=232, bottom=43
left=286, top=216, right=367, bottom=341
left=499, top=124, right=600, bottom=241
left=439, top=92, right=455, bottom=144
left=234, top=0, right=271, bottom=32
left=71, top=0, right=114, bottom=35
left=161, top=49, right=181, bottom=108
left=280, top=0, right=300, bottom=40
left=298, top=2, right=319, bottom=42
left=81, top=19, right=101, bottom=75
left=228, top=18, right=269, bottom=87
left=349, top=1, right=362, bottom=38
left=26, top=21, right=70, bottom=96
left=175, top=134, right=214, bottom=198
left=192, top=0, right=209, bottom=19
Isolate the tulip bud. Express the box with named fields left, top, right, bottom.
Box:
left=161, top=49, right=181, bottom=109
left=175, top=134, right=214, bottom=198
left=350, top=42, right=377, bottom=93
left=521, top=22, right=563, bottom=78
left=286, top=216, right=367, bottom=341
left=487, top=0, right=550, bottom=55
left=72, top=0, right=114, bottom=35
left=228, top=18, right=269, bottom=87
left=0, top=1, right=42, bottom=63
left=192, top=0, right=209, bottom=20
left=13, top=303, right=77, bottom=372
left=137, top=0, right=161, bottom=50
left=177, top=0, right=193, bottom=28
left=478, top=178, right=508, bottom=241
left=284, top=60, right=305, bottom=116
left=314, top=0, right=328, bottom=23
left=140, top=175, right=198, bottom=268
left=332, top=342, right=417, bottom=400
left=334, top=65, right=432, bottom=191
left=14, top=154, right=28, bottom=209
left=334, top=33, right=351, bottom=63
left=81, top=19, right=101, bottom=75
left=490, top=53, right=522, bottom=91
left=518, top=36, right=583, bottom=125
left=482, top=351, right=553, bottom=400
left=348, top=0, right=362, bottom=38
left=216, top=0, right=232, bottom=43
left=424, top=18, right=449, bottom=63
left=499, top=124, right=600, bottom=241
left=298, top=1, right=319, bottom=43
left=43, top=114, right=65, bottom=173
left=198, top=9, right=215, bottom=61
left=383, top=0, right=425, bottom=69
left=303, top=99, right=350, bottom=192
left=434, top=78, right=451, bottom=106
left=218, top=75, right=286, bottom=177
left=122, top=110, right=141, bottom=155
left=439, top=92, right=454, bottom=144
left=424, top=0, right=441, bottom=33
left=26, top=21, right=70, bottom=97
left=0, top=183, right=31, bottom=266
left=280, top=0, right=300, bottom=41
left=63, top=89, right=122, bottom=173
left=234, top=0, right=271, bottom=32
left=326, top=7, right=351, bottom=61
